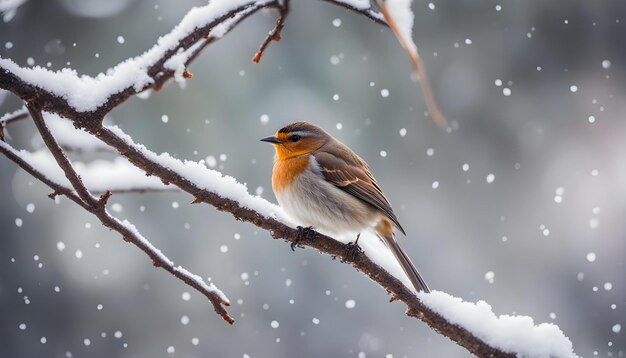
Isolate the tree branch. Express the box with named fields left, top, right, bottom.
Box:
left=27, top=104, right=96, bottom=204
left=252, top=2, right=289, bottom=63
left=22, top=105, right=234, bottom=323
left=0, top=1, right=283, bottom=125
left=374, top=0, right=446, bottom=128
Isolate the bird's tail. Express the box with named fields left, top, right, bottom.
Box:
left=380, top=235, right=430, bottom=293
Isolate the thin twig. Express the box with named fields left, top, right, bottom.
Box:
left=28, top=103, right=95, bottom=204
left=252, top=2, right=289, bottom=63
left=374, top=0, right=446, bottom=128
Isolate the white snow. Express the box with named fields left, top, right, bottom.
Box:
left=418, top=291, right=579, bottom=358
left=0, top=0, right=268, bottom=112
left=106, top=124, right=290, bottom=222
left=385, top=0, right=418, bottom=54
left=173, top=264, right=229, bottom=304
left=164, top=40, right=205, bottom=85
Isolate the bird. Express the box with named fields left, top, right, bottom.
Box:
left=261, top=121, right=430, bottom=293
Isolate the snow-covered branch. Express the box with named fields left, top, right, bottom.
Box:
left=5, top=104, right=233, bottom=322
left=0, top=0, right=283, bottom=122
left=0, top=1, right=577, bottom=357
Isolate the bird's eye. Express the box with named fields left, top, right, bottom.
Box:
left=289, top=134, right=301, bottom=142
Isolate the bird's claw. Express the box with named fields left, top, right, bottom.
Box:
left=344, top=234, right=362, bottom=262
left=291, top=226, right=314, bottom=251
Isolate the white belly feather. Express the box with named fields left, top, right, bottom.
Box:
left=275, top=155, right=378, bottom=235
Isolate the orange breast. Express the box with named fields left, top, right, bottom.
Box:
left=272, top=155, right=310, bottom=193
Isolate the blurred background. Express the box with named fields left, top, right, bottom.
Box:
left=1, top=0, right=624, bottom=357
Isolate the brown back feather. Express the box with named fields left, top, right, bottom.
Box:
left=313, top=140, right=406, bottom=235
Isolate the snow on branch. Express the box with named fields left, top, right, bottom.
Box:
left=0, top=1, right=578, bottom=357
left=0, top=0, right=282, bottom=120
left=6, top=104, right=233, bottom=322
left=419, top=291, right=578, bottom=358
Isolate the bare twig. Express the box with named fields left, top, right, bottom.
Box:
left=25, top=104, right=233, bottom=324
left=252, top=2, right=289, bottom=63
left=374, top=0, right=446, bottom=128
left=27, top=104, right=96, bottom=204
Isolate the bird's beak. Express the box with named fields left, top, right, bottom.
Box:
left=260, top=136, right=281, bottom=144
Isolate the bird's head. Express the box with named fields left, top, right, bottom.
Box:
left=261, top=121, right=329, bottom=160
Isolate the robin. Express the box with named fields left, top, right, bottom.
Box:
left=261, top=121, right=429, bottom=293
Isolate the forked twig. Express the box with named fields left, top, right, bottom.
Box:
left=24, top=103, right=234, bottom=324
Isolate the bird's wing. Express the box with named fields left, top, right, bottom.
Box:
left=313, top=149, right=405, bottom=235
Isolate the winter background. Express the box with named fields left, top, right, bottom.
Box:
left=0, top=0, right=624, bottom=357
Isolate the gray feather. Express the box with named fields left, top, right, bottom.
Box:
left=380, top=235, right=430, bottom=293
